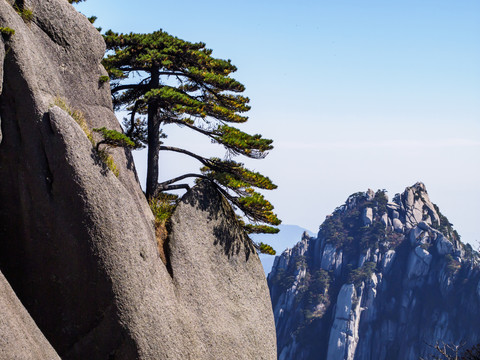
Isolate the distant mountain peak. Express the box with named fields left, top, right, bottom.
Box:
left=269, top=183, right=480, bottom=360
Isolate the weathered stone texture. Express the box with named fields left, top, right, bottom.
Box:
left=0, top=1, right=276, bottom=358
left=169, top=182, right=277, bottom=360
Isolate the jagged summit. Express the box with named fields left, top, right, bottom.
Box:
left=269, top=183, right=480, bottom=360
left=316, top=182, right=466, bottom=255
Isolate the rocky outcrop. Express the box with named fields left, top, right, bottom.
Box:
left=0, top=1, right=275, bottom=358
left=326, top=284, right=362, bottom=360
left=168, top=182, right=276, bottom=359
left=269, top=183, right=480, bottom=360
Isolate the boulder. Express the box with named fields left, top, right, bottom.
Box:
left=387, top=201, right=400, bottom=212
left=392, top=218, right=404, bottom=233
left=418, top=221, right=430, bottom=231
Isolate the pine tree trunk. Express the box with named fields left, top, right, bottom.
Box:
left=146, top=108, right=160, bottom=198
left=146, top=66, right=160, bottom=199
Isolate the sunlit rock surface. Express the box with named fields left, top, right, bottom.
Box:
left=0, top=1, right=276, bottom=358
left=269, top=183, right=480, bottom=360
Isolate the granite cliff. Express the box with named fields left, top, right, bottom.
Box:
left=0, top=1, right=276, bottom=358
left=269, top=183, right=480, bottom=360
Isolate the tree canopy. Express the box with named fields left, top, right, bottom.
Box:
left=101, top=29, right=280, bottom=247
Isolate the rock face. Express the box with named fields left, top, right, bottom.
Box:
left=0, top=270, right=60, bottom=359
left=269, top=183, right=480, bottom=360
left=0, top=1, right=275, bottom=358
left=326, top=284, right=362, bottom=360
left=168, top=182, right=277, bottom=360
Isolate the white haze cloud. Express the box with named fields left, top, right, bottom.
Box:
left=278, top=138, right=480, bottom=150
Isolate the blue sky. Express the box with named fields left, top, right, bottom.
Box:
left=76, top=1, right=480, bottom=246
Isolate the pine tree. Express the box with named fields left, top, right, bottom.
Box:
left=102, top=29, right=281, bottom=246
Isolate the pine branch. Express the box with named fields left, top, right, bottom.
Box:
left=154, top=173, right=207, bottom=197
left=111, top=83, right=146, bottom=94
left=159, top=145, right=210, bottom=167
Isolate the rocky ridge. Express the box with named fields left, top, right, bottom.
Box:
left=269, top=182, right=480, bottom=360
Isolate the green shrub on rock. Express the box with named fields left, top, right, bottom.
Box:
left=0, top=27, right=15, bottom=38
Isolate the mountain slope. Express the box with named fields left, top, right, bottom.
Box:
left=269, top=183, right=480, bottom=360
left=253, top=225, right=315, bottom=273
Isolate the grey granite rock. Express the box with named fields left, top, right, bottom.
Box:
left=381, top=250, right=396, bottom=273
left=380, top=213, right=389, bottom=228
left=392, top=218, right=404, bottom=233
left=0, top=270, right=60, bottom=360
left=366, top=189, right=375, bottom=201
left=167, top=181, right=276, bottom=360
left=363, top=207, right=373, bottom=226
left=0, top=1, right=276, bottom=358
left=327, top=283, right=362, bottom=360
left=0, top=0, right=150, bottom=355
left=321, top=243, right=338, bottom=271
left=409, top=225, right=424, bottom=245
left=436, top=234, right=454, bottom=255
left=407, top=246, right=432, bottom=279
left=270, top=183, right=480, bottom=360
left=418, top=221, right=430, bottom=231
left=391, top=209, right=400, bottom=219
left=400, top=182, right=441, bottom=229
left=358, top=248, right=371, bottom=267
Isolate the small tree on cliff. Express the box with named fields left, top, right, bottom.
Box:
left=101, top=30, right=280, bottom=247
